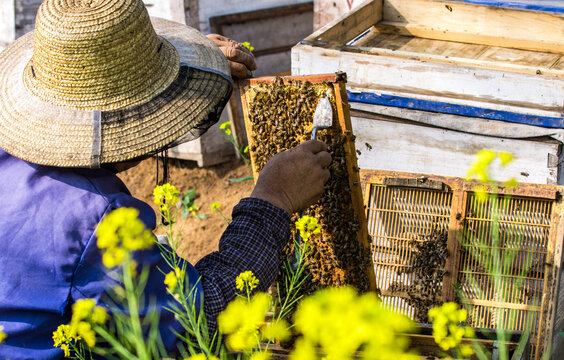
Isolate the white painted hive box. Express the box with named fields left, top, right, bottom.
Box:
left=293, top=0, right=564, bottom=184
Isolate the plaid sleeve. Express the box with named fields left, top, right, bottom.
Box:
left=194, top=197, right=291, bottom=334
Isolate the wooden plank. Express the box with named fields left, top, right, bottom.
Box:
left=292, top=45, right=564, bottom=114
left=442, top=188, right=465, bottom=302
left=239, top=82, right=260, bottom=182
left=334, top=80, right=378, bottom=292
left=349, top=102, right=564, bottom=139
left=358, top=25, right=564, bottom=76
left=552, top=55, right=564, bottom=71
left=478, top=47, right=562, bottom=69
left=547, top=200, right=564, bottom=358
left=460, top=298, right=541, bottom=312
left=209, top=2, right=313, bottom=29
left=304, top=0, right=382, bottom=44
left=360, top=170, right=564, bottom=201
left=381, top=0, right=564, bottom=53
left=351, top=117, right=560, bottom=185
left=355, top=30, right=490, bottom=59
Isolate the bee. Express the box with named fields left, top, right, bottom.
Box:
left=248, top=78, right=373, bottom=297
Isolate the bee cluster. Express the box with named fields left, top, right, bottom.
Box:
left=246, top=78, right=372, bottom=295
left=388, top=230, right=448, bottom=322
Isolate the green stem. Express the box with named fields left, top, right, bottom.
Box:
left=123, top=262, right=147, bottom=359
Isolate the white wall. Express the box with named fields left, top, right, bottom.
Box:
left=0, top=0, right=15, bottom=52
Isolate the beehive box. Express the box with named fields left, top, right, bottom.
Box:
left=239, top=73, right=377, bottom=294
left=292, top=0, right=564, bottom=185
left=360, top=169, right=564, bottom=359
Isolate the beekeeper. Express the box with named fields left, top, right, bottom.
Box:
left=0, top=0, right=331, bottom=358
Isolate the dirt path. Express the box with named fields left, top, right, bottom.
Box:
left=118, top=156, right=254, bottom=264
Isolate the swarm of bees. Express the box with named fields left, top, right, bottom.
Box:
left=246, top=78, right=372, bottom=297
left=388, top=230, right=448, bottom=322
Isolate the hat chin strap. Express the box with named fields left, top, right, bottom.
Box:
left=91, top=110, right=102, bottom=168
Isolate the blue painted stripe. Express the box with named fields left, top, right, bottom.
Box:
left=460, top=0, right=564, bottom=13
left=347, top=91, right=564, bottom=128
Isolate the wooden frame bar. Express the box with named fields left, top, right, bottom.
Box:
left=240, top=73, right=377, bottom=292
left=360, top=168, right=564, bottom=359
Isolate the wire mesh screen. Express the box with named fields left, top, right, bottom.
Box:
left=366, top=184, right=452, bottom=321
left=458, top=193, right=553, bottom=359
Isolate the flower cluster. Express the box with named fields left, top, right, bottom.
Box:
left=53, top=299, right=108, bottom=355
left=291, top=286, right=417, bottom=360
left=466, top=150, right=517, bottom=201
left=236, top=270, right=259, bottom=293
left=295, top=215, right=321, bottom=242
left=164, top=267, right=185, bottom=297
left=219, top=121, right=232, bottom=136
left=218, top=292, right=271, bottom=351
left=0, top=325, right=6, bottom=344
left=428, top=302, right=475, bottom=357
left=241, top=42, right=255, bottom=52
left=153, top=183, right=180, bottom=213
left=210, top=201, right=221, bottom=214
left=96, top=207, right=154, bottom=268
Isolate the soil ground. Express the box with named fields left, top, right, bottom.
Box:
left=118, top=156, right=254, bottom=264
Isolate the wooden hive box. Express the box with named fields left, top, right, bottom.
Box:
left=292, top=0, right=564, bottom=185
left=361, top=168, right=564, bottom=360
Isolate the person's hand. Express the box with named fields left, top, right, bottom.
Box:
left=251, top=140, right=332, bottom=214
left=206, top=34, right=257, bottom=79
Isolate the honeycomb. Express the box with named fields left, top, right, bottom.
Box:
left=245, top=77, right=372, bottom=296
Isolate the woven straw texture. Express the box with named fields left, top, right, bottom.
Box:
left=0, top=0, right=233, bottom=167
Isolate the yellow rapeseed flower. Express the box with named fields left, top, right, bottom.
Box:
left=505, top=177, right=518, bottom=188
left=96, top=207, right=154, bottom=268
left=153, top=183, right=180, bottom=212
left=72, top=299, right=96, bottom=322
left=53, top=324, right=78, bottom=348
left=295, top=215, right=321, bottom=241
left=165, top=268, right=185, bottom=294
left=466, top=149, right=495, bottom=182
left=91, top=306, right=108, bottom=325
left=102, top=246, right=127, bottom=268
left=236, top=270, right=259, bottom=292
left=261, top=319, right=291, bottom=342
left=185, top=354, right=206, bottom=360
left=289, top=338, right=316, bottom=360
left=498, top=152, right=514, bottom=166
left=0, top=325, right=6, bottom=344
left=184, top=355, right=219, bottom=360
left=61, top=343, right=71, bottom=357
left=218, top=292, right=271, bottom=352
left=292, top=286, right=417, bottom=360
left=76, top=321, right=96, bottom=347
left=428, top=302, right=474, bottom=356
left=249, top=351, right=271, bottom=360
left=241, top=42, right=255, bottom=52
left=211, top=202, right=221, bottom=214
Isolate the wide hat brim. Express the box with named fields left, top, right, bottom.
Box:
left=0, top=17, right=233, bottom=168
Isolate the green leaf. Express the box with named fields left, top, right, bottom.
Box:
left=183, top=189, right=197, bottom=202
left=228, top=176, right=254, bottom=182
left=181, top=206, right=190, bottom=219
left=197, top=214, right=207, bottom=220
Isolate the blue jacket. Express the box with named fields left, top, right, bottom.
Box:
left=0, top=148, right=290, bottom=359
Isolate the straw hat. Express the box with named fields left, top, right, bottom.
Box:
left=0, top=0, right=233, bottom=168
